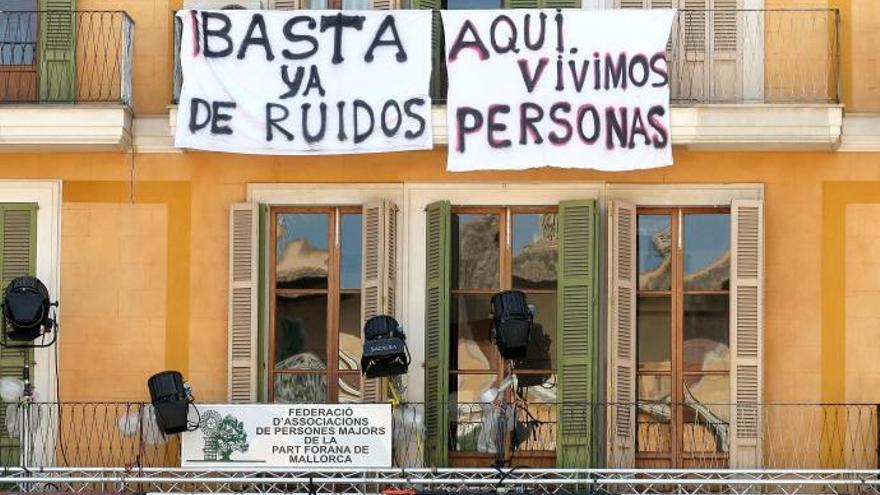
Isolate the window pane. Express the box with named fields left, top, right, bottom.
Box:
left=338, top=373, right=363, bottom=403
left=683, top=375, right=730, bottom=413
left=452, top=213, right=499, bottom=290
left=340, top=213, right=362, bottom=290
left=276, top=213, right=329, bottom=289
left=450, top=374, right=500, bottom=452
left=448, top=0, right=501, bottom=8
left=638, top=374, right=671, bottom=402
left=512, top=213, right=558, bottom=290
left=683, top=295, right=730, bottom=371
left=516, top=402, right=556, bottom=451
left=339, top=293, right=361, bottom=370
left=452, top=374, right=498, bottom=404
left=683, top=213, right=730, bottom=291
left=637, top=375, right=671, bottom=453
left=275, top=294, right=328, bottom=369
left=638, top=214, right=672, bottom=291
left=274, top=373, right=327, bottom=403
left=0, top=7, right=37, bottom=65
left=637, top=296, right=671, bottom=371
left=451, top=294, right=495, bottom=371
left=342, top=0, right=370, bottom=7
left=516, top=373, right=556, bottom=403
left=682, top=374, right=730, bottom=453
left=515, top=292, right=556, bottom=371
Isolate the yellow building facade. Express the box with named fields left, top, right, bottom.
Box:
left=1, top=0, right=880, bottom=482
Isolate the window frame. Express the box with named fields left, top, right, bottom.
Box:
left=635, top=205, right=731, bottom=467
left=449, top=205, right=558, bottom=376
left=268, top=204, right=363, bottom=403
left=447, top=204, right=559, bottom=464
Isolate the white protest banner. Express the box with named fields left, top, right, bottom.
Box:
left=181, top=404, right=392, bottom=468
left=442, top=9, right=674, bottom=171
left=175, top=10, right=432, bottom=154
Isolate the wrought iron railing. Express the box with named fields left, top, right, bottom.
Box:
left=1, top=402, right=879, bottom=468
left=669, top=9, right=839, bottom=103
left=171, top=8, right=838, bottom=106
left=0, top=11, right=133, bottom=105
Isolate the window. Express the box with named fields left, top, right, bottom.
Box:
left=424, top=198, right=598, bottom=469
left=0, top=0, right=37, bottom=103
left=447, top=207, right=558, bottom=457
left=270, top=207, right=364, bottom=403
left=635, top=207, right=731, bottom=467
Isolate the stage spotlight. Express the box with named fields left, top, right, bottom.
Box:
left=148, top=370, right=195, bottom=435
left=490, top=290, right=533, bottom=360
left=361, top=315, right=411, bottom=379
left=2, top=276, right=57, bottom=348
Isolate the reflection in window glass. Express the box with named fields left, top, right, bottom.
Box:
left=516, top=293, right=556, bottom=371
left=274, top=373, right=327, bottom=403
left=637, top=375, right=671, bottom=453
left=683, top=374, right=730, bottom=453
left=512, top=213, right=558, bottom=290
left=275, top=294, right=328, bottom=369
left=516, top=373, right=556, bottom=403
left=450, top=374, right=500, bottom=452
left=452, top=374, right=498, bottom=404
left=684, top=214, right=730, bottom=291
left=637, top=296, right=671, bottom=371
left=0, top=4, right=36, bottom=66
left=638, top=215, right=672, bottom=291
left=447, top=0, right=501, bottom=8
left=683, top=295, right=729, bottom=371
left=276, top=213, right=329, bottom=289
left=683, top=374, right=730, bottom=416
left=451, top=294, right=495, bottom=371
left=452, top=214, right=499, bottom=290
left=338, top=373, right=363, bottom=403
left=340, top=213, right=363, bottom=290
left=339, top=293, right=362, bottom=370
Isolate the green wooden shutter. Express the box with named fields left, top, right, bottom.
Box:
left=556, top=199, right=597, bottom=468
left=412, top=0, right=442, bottom=99
left=38, top=0, right=77, bottom=103
left=424, top=200, right=450, bottom=467
left=0, top=204, right=37, bottom=467
left=257, top=204, right=268, bottom=403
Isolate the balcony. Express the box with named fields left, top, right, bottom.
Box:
left=170, top=8, right=842, bottom=151
left=0, top=11, right=134, bottom=150
left=2, top=401, right=880, bottom=494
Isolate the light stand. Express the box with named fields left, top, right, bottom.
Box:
left=489, top=291, right=536, bottom=468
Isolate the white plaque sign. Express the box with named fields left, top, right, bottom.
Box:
left=181, top=404, right=393, bottom=468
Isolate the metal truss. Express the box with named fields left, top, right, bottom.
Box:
left=3, top=467, right=880, bottom=494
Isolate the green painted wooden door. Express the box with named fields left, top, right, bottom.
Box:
left=38, top=0, right=76, bottom=102
left=556, top=199, right=598, bottom=468
left=0, top=204, right=37, bottom=467
left=423, top=200, right=450, bottom=467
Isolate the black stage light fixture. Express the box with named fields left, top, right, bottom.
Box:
left=490, top=290, right=533, bottom=360
left=2, top=276, right=57, bottom=348
left=361, top=315, right=411, bottom=379
left=148, top=370, right=194, bottom=435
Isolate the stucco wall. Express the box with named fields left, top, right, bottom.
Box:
left=0, top=147, right=873, bottom=405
